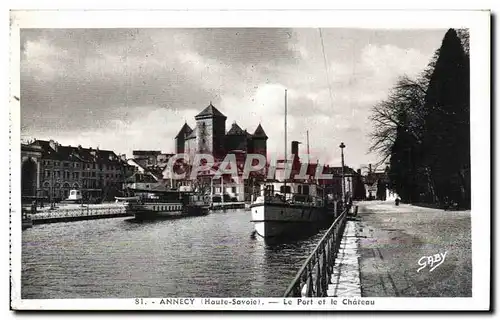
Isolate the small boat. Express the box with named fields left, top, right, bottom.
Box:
left=123, top=188, right=210, bottom=220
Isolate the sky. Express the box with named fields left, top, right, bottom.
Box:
left=20, top=28, right=447, bottom=169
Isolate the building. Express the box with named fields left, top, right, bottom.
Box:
left=129, top=150, right=174, bottom=180
left=21, top=143, right=43, bottom=203
left=124, top=171, right=164, bottom=191
left=132, top=150, right=162, bottom=168
left=362, top=164, right=389, bottom=200
left=22, top=139, right=127, bottom=202
left=174, top=102, right=268, bottom=162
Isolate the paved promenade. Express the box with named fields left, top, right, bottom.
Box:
left=357, top=201, right=472, bottom=297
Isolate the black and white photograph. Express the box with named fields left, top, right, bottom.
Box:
left=9, top=9, right=490, bottom=311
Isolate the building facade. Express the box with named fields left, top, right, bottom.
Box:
left=23, top=140, right=127, bottom=202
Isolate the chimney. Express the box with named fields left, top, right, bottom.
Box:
left=369, top=164, right=372, bottom=173
left=357, top=169, right=361, bottom=175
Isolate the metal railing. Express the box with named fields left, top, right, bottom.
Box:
left=30, top=207, right=128, bottom=220
left=283, top=205, right=350, bottom=297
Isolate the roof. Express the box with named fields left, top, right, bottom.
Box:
left=226, top=122, right=246, bottom=135
left=185, top=127, right=197, bottom=140
left=323, top=166, right=359, bottom=176
left=31, top=140, right=123, bottom=164
left=132, top=150, right=161, bottom=156
left=175, top=123, right=193, bottom=139
left=125, top=171, right=160, bottom=183
left=253, top=124, right=268, bottom=139
left=194, top=102, right=227, bottom=120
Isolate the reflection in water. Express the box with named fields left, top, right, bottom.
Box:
left=22, top=209, right=327, bottom=298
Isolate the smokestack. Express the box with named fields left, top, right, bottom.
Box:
left=291, top=141, right=300, bottom=171
left=291, top=141, right=300, bottom=159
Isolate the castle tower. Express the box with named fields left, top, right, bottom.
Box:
left=252, top=124, right=268, bottom=159
left=175, top=122, right=193, bottom=154
left=194, top=102, right=227, bottom=159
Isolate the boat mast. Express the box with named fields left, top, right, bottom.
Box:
left=284, top=89, right=287, bottom=196
left=307, top=130, right=310, bottom=167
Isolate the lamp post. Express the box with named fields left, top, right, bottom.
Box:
left=339, top=142, right=346, bottom=207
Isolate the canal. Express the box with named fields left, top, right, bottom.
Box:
left=22, top=209, right=328, bottom=298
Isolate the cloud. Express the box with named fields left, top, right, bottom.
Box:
left=20, top=28, right=446, bottom=168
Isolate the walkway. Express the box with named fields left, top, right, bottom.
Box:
left=356, top=201, right=472, bottom=297
left=327, top=219, right=362, bottom=297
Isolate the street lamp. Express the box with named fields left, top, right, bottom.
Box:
left=339, top=142, right=346, bottom=206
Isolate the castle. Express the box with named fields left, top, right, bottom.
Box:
left=175, top=103, right=268, bottom=162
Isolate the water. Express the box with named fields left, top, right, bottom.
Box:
left=22, top=209, right=328, bottom=298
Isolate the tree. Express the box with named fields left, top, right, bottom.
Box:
left=421, top=29, right=470, bottom=208
left=369, top=75, right=428, bottom=165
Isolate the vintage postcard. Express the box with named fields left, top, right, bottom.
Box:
left=9, top=9, right=490, bottom=311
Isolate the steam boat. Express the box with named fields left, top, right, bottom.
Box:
left=250, top=181, right=335, bottom=238
left=250, top=89, right=337, bottom=238
left=118, top=188, right=209, bottom=220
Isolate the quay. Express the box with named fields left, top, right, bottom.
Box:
left=23, top=204, right=132, bottom=226
left=284, top=200, right=472, bottom=298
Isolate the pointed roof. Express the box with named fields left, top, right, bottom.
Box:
left=175, top=122, right=193, bottom=138
left=185, top=127, right=197, bottom=140
left=195, top=102, right=227, bottom=120
left=226, top=122, right=246, bottom=135
left=253, top=124, right=268, bottom=139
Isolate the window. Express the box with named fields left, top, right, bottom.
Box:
left=92, top=163, right=96, bottom=169
left=63, top=162, right=69, bottom=168
left=280, top=186, right=291, bottom=194
left=45, top=170, right=50, bottom=178
left=92, top=172, right=96, bottom=177
left=232, top=187, right=236, bottom=194
left=302, top=185, right=310, bottom=195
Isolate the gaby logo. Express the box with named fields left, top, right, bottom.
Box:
left=417, top=251, right=447, bottom=273
left=165, top=153, right=334, bottom=180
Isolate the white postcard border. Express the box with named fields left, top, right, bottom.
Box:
left=9, top=9, right=491, bottom=311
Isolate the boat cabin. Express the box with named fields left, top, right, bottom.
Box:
left=260, top=182, right=324, bottom=206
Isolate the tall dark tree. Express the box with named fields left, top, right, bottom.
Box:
left=421, top=29, right=470, bottom=208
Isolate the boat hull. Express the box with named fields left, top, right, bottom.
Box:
left=250, top=202, right=334, bottom=238
left=127, top=202, right=209, bottom=220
